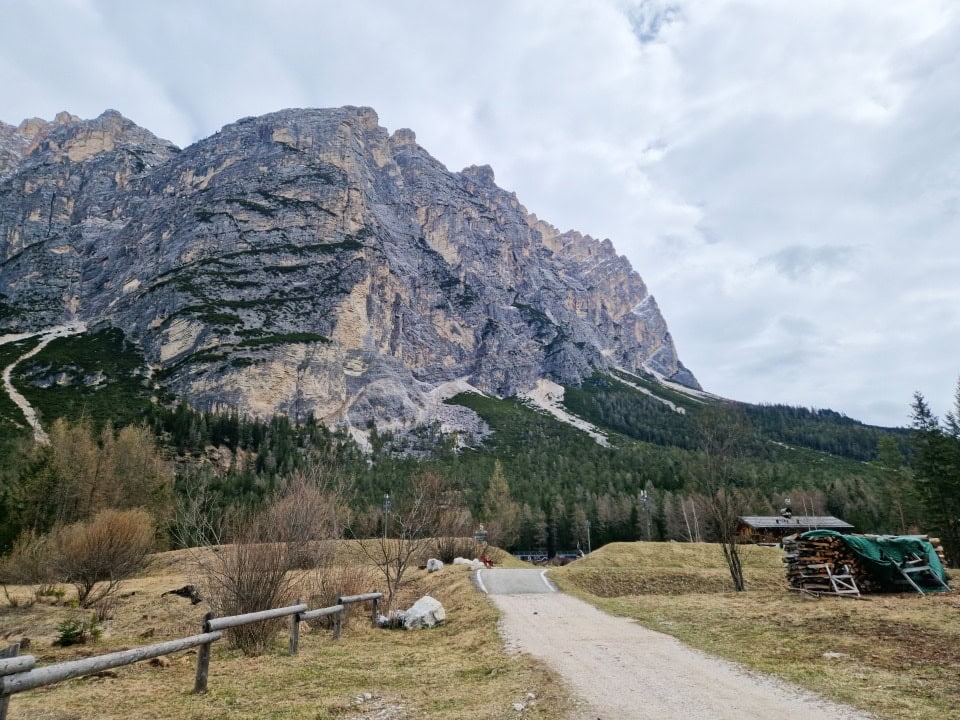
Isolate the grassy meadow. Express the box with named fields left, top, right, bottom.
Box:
left=0, top=543, right=570, bottom=720
left=551, top=541, right=960, bottom=720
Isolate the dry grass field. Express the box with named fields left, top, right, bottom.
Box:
left=0, top=543, right=570, bottom=720
left=551, top=541, right=960, bottom=720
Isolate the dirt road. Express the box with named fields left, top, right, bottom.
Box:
left=481, top=569, right=873, bottom=720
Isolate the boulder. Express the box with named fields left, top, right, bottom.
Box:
left=453, top=557, right=484, bottom=570
left=402, top=595, right=446, bottom=629
left=426, top=558, right=444, bottom=573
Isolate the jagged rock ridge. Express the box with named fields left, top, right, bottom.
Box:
left=0, top=106, right=698, bottom=438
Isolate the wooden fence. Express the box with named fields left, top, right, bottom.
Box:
left=0, top=591, right=382, bottom=719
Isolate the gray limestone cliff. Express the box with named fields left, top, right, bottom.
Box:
left=0, top=106, right=698, bottom=434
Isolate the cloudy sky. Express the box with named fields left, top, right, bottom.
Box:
left=2, top=0, right=958, bottom=427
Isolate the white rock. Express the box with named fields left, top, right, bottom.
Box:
left=453, top=557, right=484, bottom=570
left=822, top=651, right=847, bottom=659
left=402, top=595, right=446, bottom=629
left=426, top=558, right=444, bottom=573
left=512, top=702, right=525, bottom=712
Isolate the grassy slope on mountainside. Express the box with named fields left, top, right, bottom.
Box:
left=10, top=328, right=154, bottom=431
left=1, top=545, right=569, bottom=720
left=551, top=542, right=960, bottom=720
left=444, top=384, right=891, bottom=500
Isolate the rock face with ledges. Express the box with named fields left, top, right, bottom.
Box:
left=0, top=106, right=698, bottom=432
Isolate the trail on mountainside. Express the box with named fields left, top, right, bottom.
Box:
left=0, top=323, right=87, bottom=443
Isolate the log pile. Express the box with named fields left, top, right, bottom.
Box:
left=782, top=534, right=948, bottom=595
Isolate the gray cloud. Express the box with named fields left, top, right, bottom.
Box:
left=758, top=245, right=856, bottom=281
left=1, top=0, right=958, bottom=427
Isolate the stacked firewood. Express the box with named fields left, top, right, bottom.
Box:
left=782, top=533, right=948, bottom=594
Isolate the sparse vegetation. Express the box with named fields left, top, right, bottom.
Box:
left=356, top=471, right=452, bottom=610
left=0, top=545, right=572, bottom=720
left=553, top=542, right=959, bottom=720
left=10, top=328, right=153, bottom=430
left=236, top=332, right=328, bottom=348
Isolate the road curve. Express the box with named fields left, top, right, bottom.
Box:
left=487, top=583, right=873, bottom=720
left=477, top=568, right=556, bottom=595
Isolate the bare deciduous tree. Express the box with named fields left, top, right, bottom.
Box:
left=694, top=404, right=752, bottom=592
left=356, top=470, right=448, bottom=610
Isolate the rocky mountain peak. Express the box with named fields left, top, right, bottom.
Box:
left=0, top=105, right=698, bottom=439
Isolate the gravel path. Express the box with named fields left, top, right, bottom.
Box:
left=484, top=573, right=874, bottom=720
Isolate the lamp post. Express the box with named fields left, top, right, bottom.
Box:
left=474, top=525, right=488, bottom=559
left=585, top=519, right=592, bottom=555
left=382, top=493, right=391, bottom=540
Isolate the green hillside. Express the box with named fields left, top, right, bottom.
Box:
left=0, top=328, right=917, bottom=554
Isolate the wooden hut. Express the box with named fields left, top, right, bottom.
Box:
left=737, top=515, right=854, bottom=544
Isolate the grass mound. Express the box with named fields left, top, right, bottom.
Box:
left=553, top=541, right=783, bottom=595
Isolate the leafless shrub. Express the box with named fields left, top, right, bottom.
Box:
left=0, top=530, right=61, bottom=585
left=305, top=563, right=379, bottom=629
left=92, top=594, right=119, bottom=623
left=196, top=474, right=346, bottom=655
left=55, top=509, right=155, bottom=607
left=432, top=502, right=475, bottom=563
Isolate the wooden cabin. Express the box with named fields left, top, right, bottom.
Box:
left=737, top=515, right=854, bottom=544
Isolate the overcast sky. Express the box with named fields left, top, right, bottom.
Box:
left=2, top=0, right=958, bottom=427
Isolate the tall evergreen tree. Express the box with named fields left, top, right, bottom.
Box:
left=910, top=388, right=960, bottom=567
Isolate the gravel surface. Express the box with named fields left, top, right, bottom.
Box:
left=477, top=568, right=556, bottom=595
left=489, top=589, right=875, bottom=720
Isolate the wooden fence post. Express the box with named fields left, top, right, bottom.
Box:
left=289, top=598, right=301, bottom=655
left=371, top=596, right=379, bottom=628
left=334, top=609, right=342, bottom=640
left=0, top=643, right=18, bottom=720
left=194, top=612, right=214, bottom=694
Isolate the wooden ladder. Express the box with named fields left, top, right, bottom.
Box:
left=897, top=554, right=950, bottom=594
left=799, top=563, right=861, bottom=597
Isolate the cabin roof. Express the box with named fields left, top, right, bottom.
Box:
left=737, top=515, right=854, bottom=530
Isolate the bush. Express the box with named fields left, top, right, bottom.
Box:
left=432, top=537, right=477, bottom=564
left=306, top=563, right=379, bottom=630
left=0, top=530, right=60, bottom=585
left=56, top=509, right=155, bottom=607
left=198, top=478, right=345, bottom=654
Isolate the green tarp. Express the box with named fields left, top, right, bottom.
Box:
left=801, top=530, right=950, bottom=592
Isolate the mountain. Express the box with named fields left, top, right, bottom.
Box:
left=0, top=107, right=697, bottom=440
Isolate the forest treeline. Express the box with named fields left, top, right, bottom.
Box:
left=0, top=326, right=954, bottom=561
left=0, top=372, right=942, bottom=559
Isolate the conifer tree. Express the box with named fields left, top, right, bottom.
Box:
left=910, top=387, right=960, bottom=567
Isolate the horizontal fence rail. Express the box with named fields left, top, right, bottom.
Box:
left=338, top=592, right=383, bottom=629
left=205, top=603, right=308, bottom=632
left=0, top=657, right=35, bottom=677
left=337, top=592, right=382, bottom=604
left=0, top=590, right=383, bottom=718
left=300, top=603, right=344, bottom=620
left=0, top=633, right=222, bottom=697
